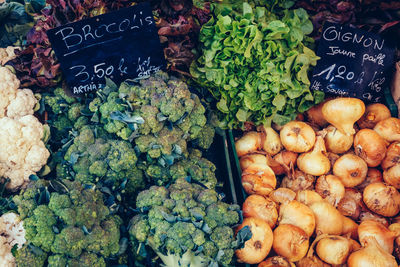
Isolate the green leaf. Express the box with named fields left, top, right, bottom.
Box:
left=217, top=99, right=229, bottom=113
left=272, top=94, right=286, bottom=111
left=236, top=109, right=248, bottom=122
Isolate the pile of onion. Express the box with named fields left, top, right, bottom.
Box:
left=234, top=97, right=400, bottom=265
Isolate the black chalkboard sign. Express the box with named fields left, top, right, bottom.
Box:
left=47, top=3, right=165, bottom=95
left=310, top=22, right=396, bottom=103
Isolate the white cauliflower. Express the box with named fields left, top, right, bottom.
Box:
left=0, top=212, right=26, bottom=267
left=0, top=66, right=49, bottom=190
left=0, top=47, right=17, bottom=66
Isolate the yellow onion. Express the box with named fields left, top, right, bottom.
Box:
left=296, top=190, right=323, bottom=206
left=235, top=217, right=273, bottom=264
left=258, top=256, right=295, bottom=267
left=356, top=168, right=383, bottom=192
left=309, top=201, right=343, bottom=235
left=347, top=237, right=397, bottom=267
left=382, top=142, right=400, bottom=170
left=240, top=153, right=268, bottom=170
left=383, top=164, right=400, bottom=189
left=269, top=188, right=296, bottom=205
left=342, top=216, right=359, bottom=240
left=271, top=151, right=298, bottom=175
left=235, top=131, right=262, bottom=157
left=315, top=175, right=345, bottom=207
left=281, top=170, right=314, bottom=192
left=354, top=129, right=387, bottom=167
left=337, top=188, right=364, bottom=220
left=359, top=210, right=389, bottom=228
left=280, top=121, right=316, bottom=153
left=297, top=136, right=330, bottom=176
left=279, top=200, right=316, bottom=237
left=333, top=153, right=368, bottom=187
left=374, top=117, right=400, bottom=142
left=363, top=182, right=400, bottom=217
left=324, top=125, right=354, bottom=154
left=349, top=238, right=361, bottom=251
left=316, top=235, right=351, bottom=265
left=242, top=195, right=278, bottom=228
left=305, top=99, right=330, bottom=128
left=297, top=256, right=330, bottom=267
left=389, top=223, right=400, bottom=261
left=358, top=103, right=391, bottom=129
left=272, top=224, right=309, bottom=262
left=259, top=126, right=282, bottom=156
left=358, top=220, right=397, bottom=254
left=242, top=163, right=276, bottom=196
left=322, top=97, right=365, bottom=136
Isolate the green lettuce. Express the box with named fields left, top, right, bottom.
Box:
left=191, top=2, right=324, bottom=129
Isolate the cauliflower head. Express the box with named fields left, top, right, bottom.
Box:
left=0, top=47, right=17, bottom=66
left=0, top=115, right=50, bottom=190
left=0, top=67, right=49, bottom=190
left=0, top=212, right=26, bottom=267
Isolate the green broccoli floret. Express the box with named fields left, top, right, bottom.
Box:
left=129, top=178, right=248, bottom=267
left=15, top=179, right=122, bottom=265
left=58, top=126, right=145, bottom=203
left=89, top=71, right=214, bottom=160
left=143, top=149, right=218, bottom=188
left=15, top=245, right=47, bottom=267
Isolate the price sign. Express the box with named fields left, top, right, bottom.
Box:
left=311, top=22, right=396, bottom=103
left=47, top=3, right=165, bottom=95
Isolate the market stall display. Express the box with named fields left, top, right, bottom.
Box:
left=0, top=0, right=399, bottom=266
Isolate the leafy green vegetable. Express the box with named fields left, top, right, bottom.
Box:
left=191, top=2, right=324, bottom=129
left=0, top=0, right=45, bottom=47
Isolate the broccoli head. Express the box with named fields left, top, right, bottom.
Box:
left=14, top=179, right=121, bottom=265
left=129, top=178, right=246, bottom=267
left=141, top=149, right=217, bottom=188
left=57, top=126, right=145, bottom=203
left=88, top=72, right=215, bottom=159
left=15, top=244, right=47, bottom=267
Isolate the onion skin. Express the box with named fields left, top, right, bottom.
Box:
left=356, top=168, right=383, bottom=192
left=324, top=125, right=354, bottom=154
left=235, top=131, right=262, bottom=157
left=297, top=256, right=330, bottom=267
left=280, top=121, right=316, bottom=153
left=374, top=117, right=400, bottom=142
left=306, top=100, right=330, bottom=128
left=327, top=152, right=340, bottom=167
left=271, top=151, right=298, bottom=175
left=359, top=211, right=389, bottom=228
left=383, top=165, right=400, bottom=189
left=309, top=201, right=343, bottom=235
left=322, top=97, right=365, bottom=136
left=358, top=103, right=391, bottom=129
left=389, top=223, right=400, bottom=261
left=358, top=220, right=397, bottom=254
left=347, top=238, right=397, bottom=267
left=363, top=182, right=400, bottom=217
left=349, top=239, right=361, bottom=251
left=258, top=256, right=295, bottom=267
left=269, top=188, right=296, bottom=205
left=337, top=188, right=364, bottom=220
left=316, top=235, right=351, bottom=265
left=242, top=195, right=278, bottom=228
left=296, top=190, right=323, bottom=206
left=315, top=175, right=345, bottom=207
left=240, top=154, right=268, bottom=170
left=272, top=224, right=309, bottom=262
left=235, top=217, right=273, bottom=264
left=333, top=153, right=368, bottom=187
left=279, top=200, right=316, bottom=237
left=281, top=170, right=314, bottom=192
left=242, top=163, right=277, bottom=196
left=382, top=142, right=400, bottom=170
left=342, top=216, right=359, bottom=240
left=297, top=136, right=330, bottom=176
left=354, top=129, right=387, bottom=167
left=260, top=126, right=282, bottom=156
